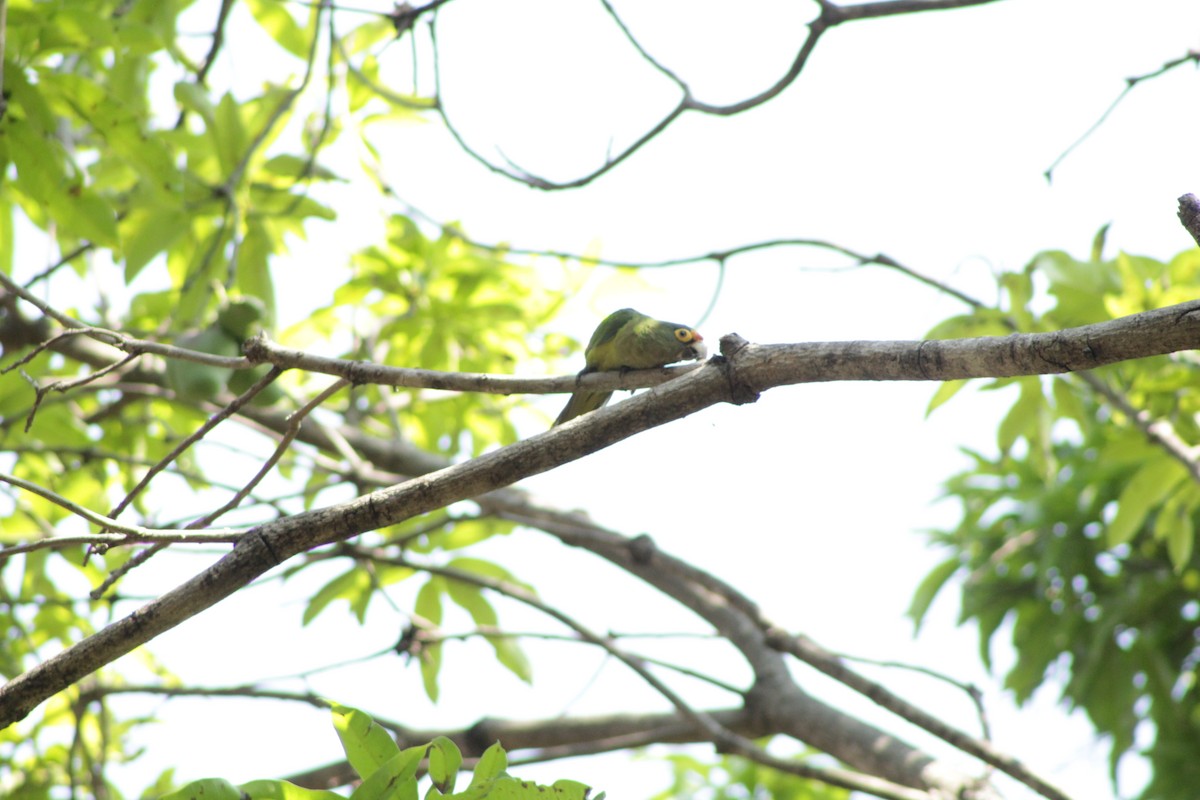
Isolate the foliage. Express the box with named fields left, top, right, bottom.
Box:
left=161, top=705, right=602, bottom=800
left=0, top=0, right=565, bottom=794
left=2, top=1, right=1198, bottom=800
left=914, top=239, right=1200, bottom=799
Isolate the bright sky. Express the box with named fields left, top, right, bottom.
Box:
left=46, top=1, right=1200, bottom=798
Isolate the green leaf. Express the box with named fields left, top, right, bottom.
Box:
left=246, top=0, right=312, bottom=58
left=444, top=581, right=497, bottom=627
left=1107, top=457, right=1188, bottom=547
left=415, top=577, right=444, bottom=626
left=1165, top=513, right=1194, bottom=573
left=442, top=570, right=533, bottom=682
left=997, top=378, right=1044, bottom=453
left=173, top=81, right=216, bottom=128
left=0, top=199, right=12, bottom=272
left=65, top=187, right=118, bottom=247
left=445, top=558, right=530, bottom=592
left=926, top=379, right=969, bottom=417
left=924, top=310, right=1011, bottom=340
left=1051, top=377, right=1088, bottom=426
left=428, top=736, right=463, bottom=794
left=469, top=742, right=508, bottom=785
left=332, top=704, right=401, bottom=780
left=1155, top=489, right=1197, bottom=572
left=907, top=557, right=960, bottom=632
left=302, top=568, right=373, bottom=625
left=494, top=637, right=533, bottom=684
left=213, top=92, right=249, bottom=177
left=449, top=776, right=595, bottom=800
left=1035, top=249, right=1119, bottom=326
left=261, top=154, right=343, bottom=182
left=162, top=779, right=243, bottom=800
left=236, top=219, right=278, bottom=323
left=238, top=779, right=345, bottom=800
left=1091, top=223, right=1111, bottom=262
left=549, top=780, right=596, bottom=800
left=122, top=206, right=189, bottom=281
left=420, top=638, right=443, bottom=703
left=342, top=17, right=398, bottom=56
left=350, top=744, right=427, bottom=800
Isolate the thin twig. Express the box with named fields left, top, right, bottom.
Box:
left=396, top=195, right=988, bottom=308
left=87, top=370, right=295, bottom=597
left=105, top=366, right=276, bottom=522
left=0, top=271, right=89, bottom=330
left=23, top=352, right=142, bottom=432
left=187, top=373, right=340, bottom=530
left=821, top=0, right=1005, bottom=24
left=426, top=0, right=1000, bottom=190
left=837, top=651, right=991, bottom=741
left=1046, top=50, right=1200, bottom=181
left=0, top=471, right=245, bottom=541
left=245, top=333, right=703, bottom=395
left=21, top=243, right=94, bottom=288
left=1077, top=371, right=1200, bottom=484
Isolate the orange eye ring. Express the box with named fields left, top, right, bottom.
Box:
left=674, top=328, right=693, bottom=343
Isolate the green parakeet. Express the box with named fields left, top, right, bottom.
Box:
left=553, top=308, right=707, bottom=426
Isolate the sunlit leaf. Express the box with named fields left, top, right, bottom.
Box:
left=332, top=704, right=401, bottom=780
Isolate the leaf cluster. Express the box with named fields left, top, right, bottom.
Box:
left=913, top=239, right=1200, bottom=799
left=160, top=705, right=601, bottom=800
left=0, top=1, right=571, bottom=794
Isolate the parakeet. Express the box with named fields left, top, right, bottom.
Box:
left=553, top=308, right=707, bottom=426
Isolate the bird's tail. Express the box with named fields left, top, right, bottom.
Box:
left=552, top=390, right=613, bottom=427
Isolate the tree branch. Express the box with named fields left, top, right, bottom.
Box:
left=363, top=552, right=931, bottom=800
left=425, top=0, right=1005, bottom=189
left=1179, top=193, right=1200, bottom=248
left=1046, top=51, right=1200, bottom=181
left=820, top=0, right=1006, bottom=24
left=244, top=332, right=701, bottom=394
left=765, top=630, right=1067, bottom=800
left=5, top=301, right=1198, bottom=797
left=511, top=506, right=1007, bottom=799
left=0, top=471, right=247, bottom=554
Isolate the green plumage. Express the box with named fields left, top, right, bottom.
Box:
left=553, top=308, right=706, bottom=426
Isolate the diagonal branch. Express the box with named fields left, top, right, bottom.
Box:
left=505, top=504, right=1010, bottom=799
left=1046, top=50, right=1200, bottom=181
left=4, top=301, right=1200, bottom=798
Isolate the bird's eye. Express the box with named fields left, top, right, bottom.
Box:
left=674, top=328, right=692, bottom=342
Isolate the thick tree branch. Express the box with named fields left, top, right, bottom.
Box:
left=514, top=508, right=1007, bottom=799
left=248, top=298, right=1200, bottom=395
left=5, top=301, right=1200, bottom=731
left=765, top=631, right=1066, bottom=800
left=1179, top=193, right=1200, bottom=247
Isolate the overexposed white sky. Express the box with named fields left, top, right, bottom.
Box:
left=17, top=1, right=1200, bottom=799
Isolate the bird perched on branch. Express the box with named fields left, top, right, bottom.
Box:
left=553, top=308, right=707, bottom=426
